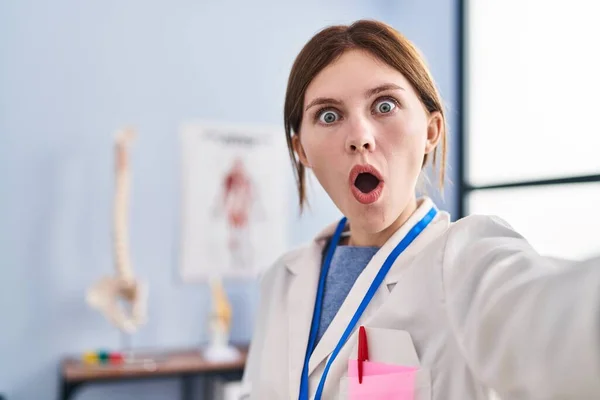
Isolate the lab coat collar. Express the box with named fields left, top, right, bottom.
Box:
left=286, top=197, right=442, bottom=278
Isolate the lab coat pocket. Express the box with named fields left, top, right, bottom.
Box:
left=349, top=327, right=421, bottom=367
left=339, top=327, right=431, bottom=399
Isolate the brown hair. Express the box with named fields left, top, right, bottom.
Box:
left=284, top=19, right=448, bottom=211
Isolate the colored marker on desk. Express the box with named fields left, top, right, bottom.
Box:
left=81, top=350, right=125, bottom=365
left=358, top=326, right=369, bottom=384
left=82, top=351, right=98, bottom=365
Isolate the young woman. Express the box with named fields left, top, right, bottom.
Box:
left=240, top=20, right=600, bottom=400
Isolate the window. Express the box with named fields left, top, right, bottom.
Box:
left=461, top=0, right=600, bottom=260
left=467, top=183, right=599, bottom=260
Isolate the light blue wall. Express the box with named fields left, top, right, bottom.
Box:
left=0, top=1, right=459, bottom=399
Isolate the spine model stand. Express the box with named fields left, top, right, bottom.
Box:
left=86, top=128, right=148, bottom=346
left=203, top=276, right=241, bottom=362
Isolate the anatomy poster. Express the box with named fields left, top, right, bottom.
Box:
left=180, top=122, right=289, bottom=281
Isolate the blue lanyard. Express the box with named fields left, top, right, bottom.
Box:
left=298, top=206, right=437, bottom=400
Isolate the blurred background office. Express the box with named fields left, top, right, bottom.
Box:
left=0, top=0, right=598, bottom=399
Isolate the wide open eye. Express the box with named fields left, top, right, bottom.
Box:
left=374, top=99, right=397, bottom=114
left=318, top=110, right=341, bottom=124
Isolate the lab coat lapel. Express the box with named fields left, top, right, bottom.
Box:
left=383, top=202, right=449, bottom=288
left=306, top=235, right=390, bottom=375
left=307, top=198, right=440, bottom=376
left=286, top=223, right=337, bottom=400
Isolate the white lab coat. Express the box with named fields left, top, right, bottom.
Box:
left=241, top=197, right=600, bottom=399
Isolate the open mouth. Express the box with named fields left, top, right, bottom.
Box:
left=354, top=173, right=380, bottom=194
left=349, top=164, right=384, bottom=204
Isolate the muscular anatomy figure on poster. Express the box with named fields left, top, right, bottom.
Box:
left=180, top=123, right=287, bottom=281
left=213, top=157, right=264, bottom=270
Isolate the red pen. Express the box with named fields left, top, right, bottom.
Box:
left=358, top=326, right=369, bottom=384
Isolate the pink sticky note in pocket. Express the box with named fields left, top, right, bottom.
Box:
left=347, top=359, right=418, bottom=400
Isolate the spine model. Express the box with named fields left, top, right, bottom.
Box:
left=86, top=128, right=147, bottom=335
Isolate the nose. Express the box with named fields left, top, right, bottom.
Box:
left=345, top=121, right=376, bottom=154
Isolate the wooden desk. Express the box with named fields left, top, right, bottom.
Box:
left=60, top=346, right=247, bottom=400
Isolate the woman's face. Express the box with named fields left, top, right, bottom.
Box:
left=294, top=49, right=441, bottom=234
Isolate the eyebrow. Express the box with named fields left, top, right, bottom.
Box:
left=304, top=83, right=405, bottom=111
left=365, top=83, right=405, bottom=98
